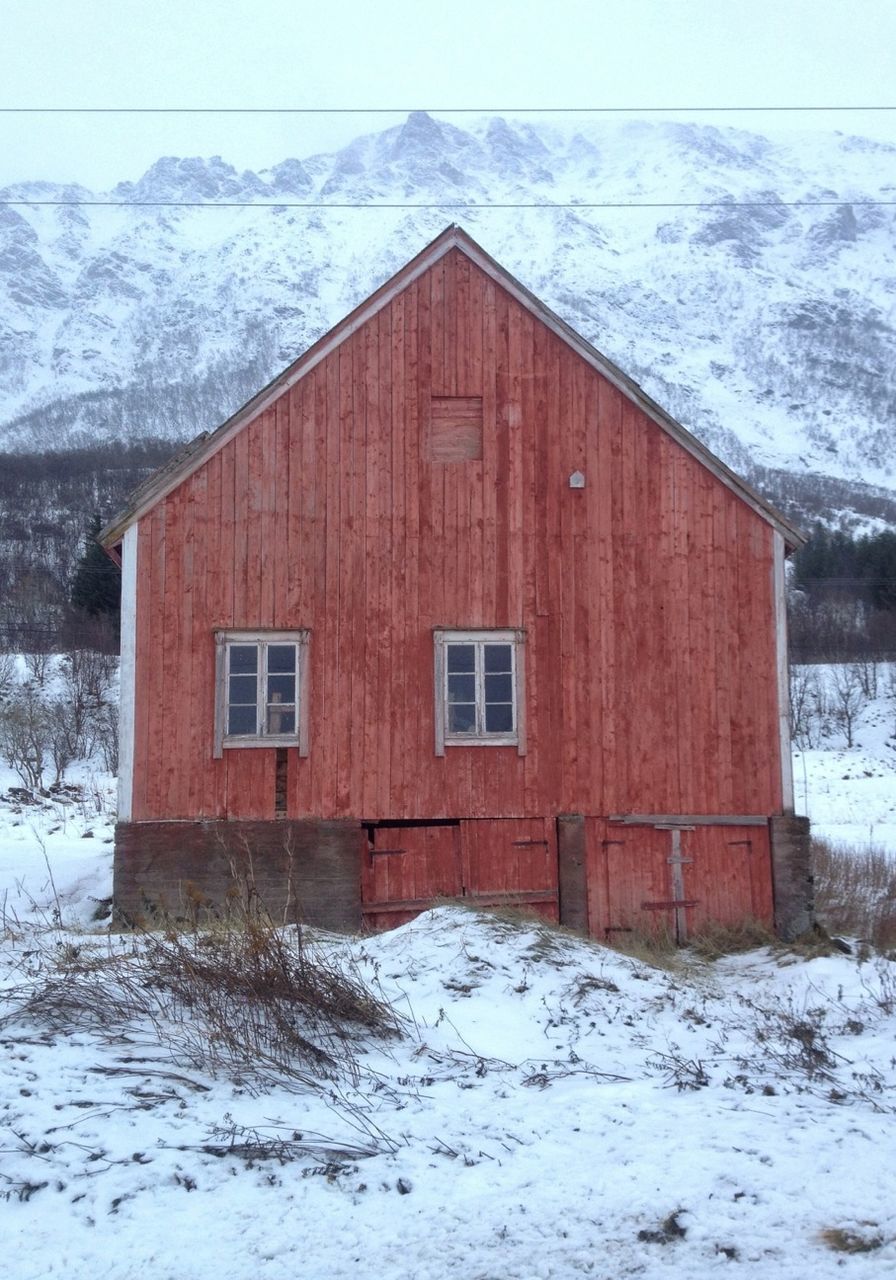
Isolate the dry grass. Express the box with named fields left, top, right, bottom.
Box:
left=687, top=918, right=777, bottom=961
left=3, top=916, right=403, bottom=1094
left=812, top=836, right=896, bottom=952
left=604, top=927, right=686, bottom=971
left=820, top=1225, right=885, bottom=1254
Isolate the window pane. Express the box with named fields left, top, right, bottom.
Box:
left=267, top=674, right=295, bottom=703
left=229, top=674, right=258, bottom=705
left=229, top=644, right=258, bottom=674
left=485, top=703, right=513, bottom=733
left=448, top=703, right=476, bottom=733
left=267, top=705, right=295, bottom=735
left=447, top=672, right=475, bottom=702
left=446, top=644, right=475, bottom=673
left=484, top=644, right=512, bottom=673
left=484, top=672, right=512, bottom=704
left=228, top=705, right=257, bottom=735
left=267, top=644, right=296, bottom=674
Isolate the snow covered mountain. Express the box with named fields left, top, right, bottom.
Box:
left=1, top=112, right=895, bottom=519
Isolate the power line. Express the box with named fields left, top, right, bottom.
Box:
left=1, top=105, right=894, bottom=114
left=1, top=199, right=894, bottom=210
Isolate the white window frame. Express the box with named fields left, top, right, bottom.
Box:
left=434, top=629, right=526, bottom=756
left=214, top=630, right=310, bottom=758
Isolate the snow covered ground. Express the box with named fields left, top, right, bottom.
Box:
left=792, top=663, right=896, bottom=853
left=2, top=898, right=895, bottom=1279
left=0, top=662, right=895, bottom=1279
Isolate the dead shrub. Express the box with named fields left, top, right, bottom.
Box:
left=812, top=836, right=896, bottom=951
left=2, top=917, right=403, bottom=1101
left=142, top=921, right=403, bottom=1085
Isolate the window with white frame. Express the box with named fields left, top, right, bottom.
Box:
left=214, top=631, right=309, bottom=756
left=434, top=629, right=526, bottom=755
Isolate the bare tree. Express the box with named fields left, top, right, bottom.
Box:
left=830, top=664, right=867, bottom=748
left=24, top=650, right=52, bottom=688
left=92, top=702, right=119, bottom=775
left=0, top=652, right=16, bottom=702
left=0, top=685, right=50, bottom=790
left=885, top=663, right=896, bottom=740
left=59, top=647, right=116, bottom=756
left=851, top=658, right=879, bottom=700
left=45, top=699, right=79, bottom=786
left=789, top=665, right=822, bottom=748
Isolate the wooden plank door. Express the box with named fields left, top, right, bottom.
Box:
left=461, top=818, right=559, bottom=921
left=361, top=823, right=462, bottom=930
left=585, top=819, right=675, bottom=940
left=683, top=824, right=774, bottom=931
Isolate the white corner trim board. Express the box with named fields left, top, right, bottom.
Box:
left=117, top=522, right=138, bottom=822
left=773, top=531, right=795, bottom=814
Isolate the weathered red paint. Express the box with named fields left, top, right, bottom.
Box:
left=116, top=229, right=796, bottom=934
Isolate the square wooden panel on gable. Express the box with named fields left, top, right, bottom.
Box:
left=428, top=396, right=484, bottom=462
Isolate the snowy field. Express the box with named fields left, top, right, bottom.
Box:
left=0, top=661, right=894, bottom=1279
left=792, top=662, right=896, bottom=852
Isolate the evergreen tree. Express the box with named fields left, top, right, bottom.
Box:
left=70, top=515, right=120, bottom=619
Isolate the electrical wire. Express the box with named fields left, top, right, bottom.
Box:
left=1, top=199, right=894, bottom=210
left=1, top=105, right=894, bottom=114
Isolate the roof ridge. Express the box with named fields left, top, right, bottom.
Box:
left=100, top=225, right=804, bottom=550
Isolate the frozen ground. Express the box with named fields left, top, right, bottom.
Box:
left=0, top=663, right=895, bottom=1278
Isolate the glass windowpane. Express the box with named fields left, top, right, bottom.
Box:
left=448, top=703, right=476, bottom=733
left=484, top=672, right=512, bottom=704
left=229, top=674, right=258, bottom=705
left=228, top=705, right=257, bottom=735
left=484, top=644, right=512, bottom=673
left=447, top=672, right=475, bottom=702
left=267, top=705, right=295, bottom=734
left=229, top=644, right=258, bottom=674
left=267, top=644, right=296, bottom=673
left=485, top=703, right=513, bottom=733
left=446, top=644, right=475, bottom=673
left=267, top=674, right=295, bottom=703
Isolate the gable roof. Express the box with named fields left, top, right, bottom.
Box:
left=99, top=224, right=805, bottom=551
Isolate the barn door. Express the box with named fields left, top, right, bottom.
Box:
left=585, top=820, right=675, bottom=940
left=361, top=823, right=462, bottom=930
left=461, top=818, right=559, bottom=921
left=684, top=824, right=773, bottom=931
left=585, top=819, right=774, bottom=941
left=361, top=817, right=560, bottom=931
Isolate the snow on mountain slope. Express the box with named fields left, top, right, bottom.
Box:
left=1, top=113, right=894, bottom=505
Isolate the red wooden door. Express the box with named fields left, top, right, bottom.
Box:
left=361, top=817, right=560, bottom=930
left=585, top=819, right=774, bottom=941
left=585, top=819, right=673, bottom=940
left=361, top=824, right=462, bottom=930
left=461, top=818, right=559, bottom=921
left=685, top=824, right=774, bottom=931
left=583, top=824, right=675, bottom=936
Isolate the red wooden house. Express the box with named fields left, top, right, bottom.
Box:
left=101, top=225, right=812, bottom=940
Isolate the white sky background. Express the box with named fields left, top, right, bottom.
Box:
left=0, top=0, right=894, bottom=188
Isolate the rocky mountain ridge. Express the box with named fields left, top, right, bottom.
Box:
left=1, top=112, right=894, bottom=524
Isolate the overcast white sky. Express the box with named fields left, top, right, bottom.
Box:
left=1, top=0, right=894, bottom=188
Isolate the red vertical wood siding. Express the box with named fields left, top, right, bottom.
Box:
left=131, top=248, right=784, bottom=825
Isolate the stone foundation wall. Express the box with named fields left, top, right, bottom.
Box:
left=114, top=819, right=363, bottom=932
left=769, top=814, right=813, bottom=940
